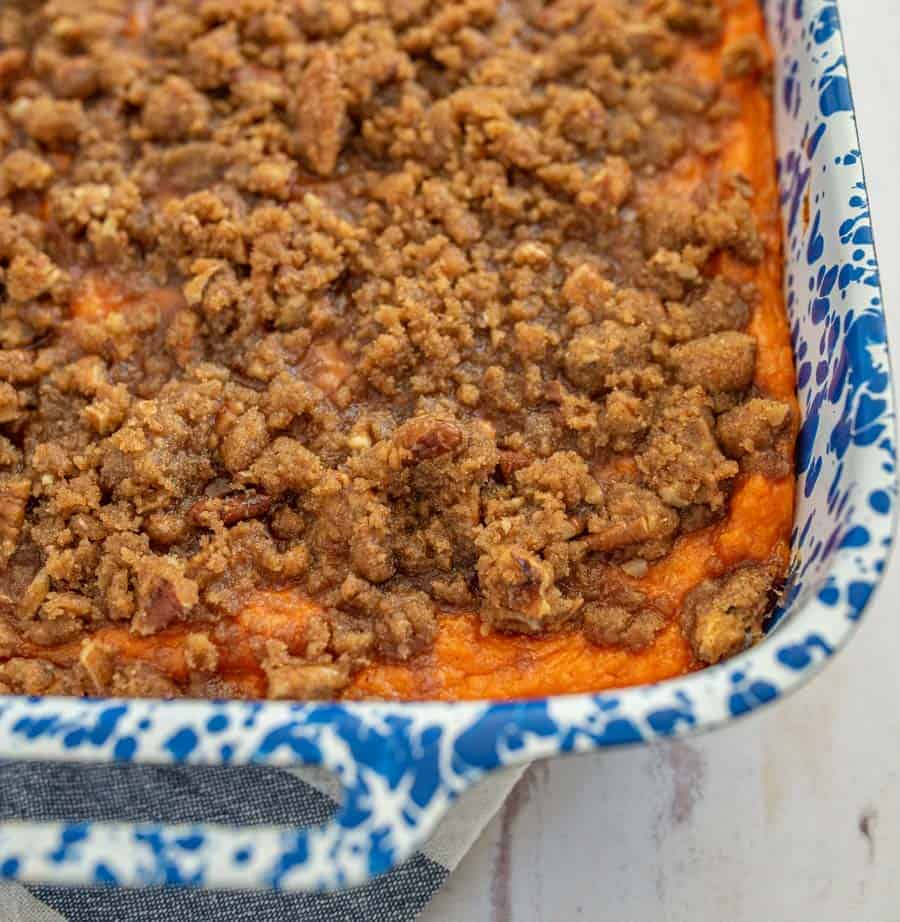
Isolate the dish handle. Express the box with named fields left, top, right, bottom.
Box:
left=0, top=812, right=448, bottom=891
left=0, top=697, right=534, bottom=890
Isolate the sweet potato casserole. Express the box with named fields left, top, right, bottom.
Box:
left=0, top=0, right=796, bottom=700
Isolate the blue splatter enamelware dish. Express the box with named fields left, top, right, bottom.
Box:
left=0, top=0, right=894, bottom=892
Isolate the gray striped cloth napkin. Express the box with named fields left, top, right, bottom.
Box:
left=0, top=760, right=525, bottom=920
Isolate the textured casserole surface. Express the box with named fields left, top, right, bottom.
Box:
left=0, top=0, right=796, bottom=701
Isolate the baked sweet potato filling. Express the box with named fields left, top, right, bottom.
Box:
left=0, top=0, right=795, bottom=700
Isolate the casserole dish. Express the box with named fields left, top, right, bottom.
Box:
left=0, top=0, right=894, bottom=891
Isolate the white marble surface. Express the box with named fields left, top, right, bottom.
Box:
left=422, top=5, right=900, bottom=920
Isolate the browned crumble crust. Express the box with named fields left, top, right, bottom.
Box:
left=0, top=0, right=793, bottom=698
left=681, top=561, right=778, bottom=663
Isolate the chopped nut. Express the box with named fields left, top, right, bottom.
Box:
left=262, top=640, right=350, bottom=699
left=293, top=47, right=346, bottom=176
left=79, top=637, right=115, bottom=692
left=184, top=633, right=219, bottom=673
left=496, top=449, right=533, bottom=483
left=19, top=567, right=50, bottom=620
left=0, top=476, right=30, bottom=563
left=40, top=591, right=93, bottom=622
left=394, top=416, right=465, bottom=463
left=132, top=562, right=199, bottom=636
left=620, top=558, right=649, bottom=578
left=188, top=491, right=273, bottom=527
left=0, top=382, right=22, bottom=424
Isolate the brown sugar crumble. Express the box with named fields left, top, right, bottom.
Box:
left=0, top=0, right=795, bottom=700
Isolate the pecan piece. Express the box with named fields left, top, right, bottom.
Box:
left=133, top=563, right=199, bottom=636
left=0, top=476, right=30, bottom=563
left=394, top=416, right=465, bottom=463
left=139, top=581, right=183, bottom=634
left=496, top=450, right=533, bottom=483
left=261, top=640, right=350, bottom=700
left=188, top=491, right=272, bottom=526
left=294, top=47, right=346, bottom=176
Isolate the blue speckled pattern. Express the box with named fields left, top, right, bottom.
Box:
left=0, top=0, right=894, bottom=892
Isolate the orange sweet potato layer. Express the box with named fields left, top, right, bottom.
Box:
left=31, top=0, right=795, bottom=702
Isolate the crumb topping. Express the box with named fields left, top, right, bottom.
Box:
left=0, top=0, right=792, bottom=698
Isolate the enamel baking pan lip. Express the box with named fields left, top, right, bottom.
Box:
left=0, top=0, right=894, bottom=893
